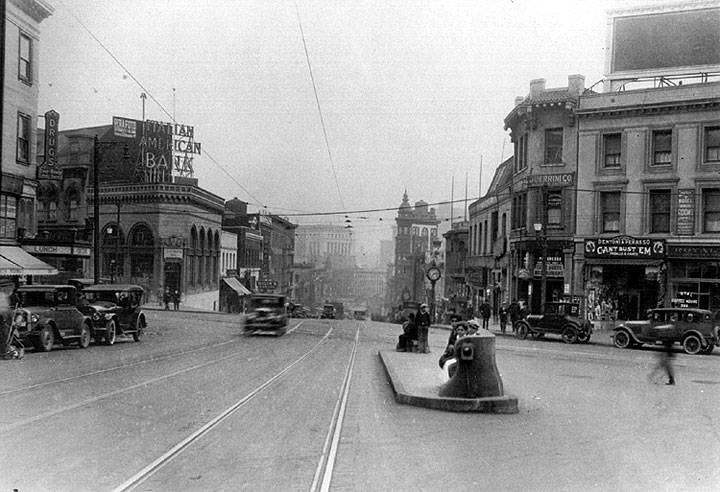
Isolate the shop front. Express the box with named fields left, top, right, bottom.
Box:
left=666, top=244, right=720, bottom=312
left=583, top=236, right=666, bottom=321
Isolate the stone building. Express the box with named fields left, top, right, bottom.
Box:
left=1, top=0, right=57, bottom=296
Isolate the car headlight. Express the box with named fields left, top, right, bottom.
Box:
left=30, top=313, right=39, bottom=324
left=92, top=313, right=101, bottom=321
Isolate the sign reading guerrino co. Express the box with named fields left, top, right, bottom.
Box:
left=526, top=173, right=575, bottom=188
left=584, top=236, right=666, bottom=259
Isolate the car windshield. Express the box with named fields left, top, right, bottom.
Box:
left=252, top=297, right=283, bottom=309
left=18, top=291, right=55, bottom=307
left=85, top=291, right=121, bottom=303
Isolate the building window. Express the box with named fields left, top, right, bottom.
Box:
left=0, top=195, right=18, bottom=239
left=603, top=133, right=621, bottom=168
left=703, top=188, right=720, bottom=233
left=514, top=133, right=528, bottom=172
left=545, top=128, right=563, bottom=164
left=705, top=126, right=720, bottom=163
left=17, top=113, right=30, bottom=163
left=649, top=189, right=671, bottom=233
left=546, top=190, right=562, bottom=225
left=600, top=191, right=620, bottom=233
left=18, top=33, right=32, bottom=83
left=512, top=193, right=527, bottom=229
left=652, top=130, right=672, bottom=166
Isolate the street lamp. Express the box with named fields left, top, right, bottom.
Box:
left=93, top=136, right=128, bottom=284
left=533, top=222, right=547, bottom=312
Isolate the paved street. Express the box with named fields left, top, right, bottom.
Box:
left=1, top=311, right=718, bottom=491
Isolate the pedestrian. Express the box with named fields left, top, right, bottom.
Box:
left=499, top=302, right=508, bottom=335
left=172, top=290, right=181, bottom=311
left=396, top=313, right=417, bottom=352
left=519, top=299, right=529, bottom=320
left=649, top=339, right=676, bottom=385
left=416, top=303, right=432, bottom=353
left=163, top=288, right=171, bottom=310
left=157, top=288, right=163, bottom=307
left=479, top=300, right=491, bottom=330
left=438, top=321, right=467, bottom=369
left=508, top=299, right=520, bottom=333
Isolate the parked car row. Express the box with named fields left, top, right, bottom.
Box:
left=10, top=283, right=147, bottom=352
left=511, top=302, right=719, bottom=355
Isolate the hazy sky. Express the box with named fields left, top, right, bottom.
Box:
left=38, top=0, right=624, bottom=252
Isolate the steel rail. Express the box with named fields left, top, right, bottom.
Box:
left=310, top=323, right=361, bottom=492
left=113, top=325, right=334, bottom=492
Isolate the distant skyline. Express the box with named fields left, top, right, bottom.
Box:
left=37, top=0, right=636, bottom=251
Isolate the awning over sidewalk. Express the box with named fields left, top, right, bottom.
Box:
left=222, top=277, right=251, bottom=296
left=0, top=246, right=58, bottom=276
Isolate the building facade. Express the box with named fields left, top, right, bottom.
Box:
left=294, top=224, right=355, bottom=268
left=392, top=192, right=440, bottom=304
left=504, top=76, right=584, bottom=313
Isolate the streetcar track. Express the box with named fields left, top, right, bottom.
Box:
left=112, top=325, right=336, bottom=492
left=0, top=321, right=307, bottom=397
left=311, top=323, right=361, bottom=492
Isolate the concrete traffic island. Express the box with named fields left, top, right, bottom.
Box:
left=379, top=330, right=518, bottom=414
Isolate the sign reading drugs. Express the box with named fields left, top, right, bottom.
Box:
left=37, top=110, right=62, bottom=180
left=584, top=236, right=665, bottom=259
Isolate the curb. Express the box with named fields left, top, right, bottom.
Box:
left=378, top=350, right=519, bottom=414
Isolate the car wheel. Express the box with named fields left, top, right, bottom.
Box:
left=78, top=323, right=91, bottom=349
left=577, top=330, right=591, bottom=343
left=132, top=318, right=145, bottom=342
left=104, top=320, right=117, bottom=346
left=36, top=325, right=55, bottom=352
left=561, top=326, right=578, bottom=344
left=613, top=330, right=632, bottom=349
left=700, top=344, right=714, bottom=355
left=682, top=334, right=702, bottom=355
left=516, top=323, right=529, bottom=340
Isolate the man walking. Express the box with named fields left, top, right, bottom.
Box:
left=416, top=303, right=432, bottom=353
left=479, top=300, right=491, bottom=330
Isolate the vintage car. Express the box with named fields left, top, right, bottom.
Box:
left=77, top=284, right=147, bottom=344
left=514, top=302, right=593, bottom=344
left=613, top=307, right=719, bottom=355
left=244, top=294, right=288, bottom=336
left=12, top=285, right=93, bottom=352
left=320, top=304, right=336, bottom=319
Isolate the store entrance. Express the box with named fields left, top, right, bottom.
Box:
left=587, top=264, right=658, bottom=321
left=163, top=261, right=182, bottom=296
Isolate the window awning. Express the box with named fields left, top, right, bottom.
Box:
left=223, top=277, right=251, bottom=296
left=0, top=246, right=58, bottom=276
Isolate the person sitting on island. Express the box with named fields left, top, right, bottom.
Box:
left=438, top=321, right=468, bottom=369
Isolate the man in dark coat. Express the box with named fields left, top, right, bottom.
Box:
left=416, top=303, right=432, bottom=353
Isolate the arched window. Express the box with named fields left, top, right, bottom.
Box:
left=128, top=223, right=154, bottom=283
left=189, top=226, right=197, bottom=287
left=199, top=228, right=206, bottom=286
left=101, top=223, right=124, bottom=279
left=213, top=230, right=220, bottom=284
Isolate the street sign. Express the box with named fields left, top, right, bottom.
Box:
left=257, top=280, right=278, bottom=289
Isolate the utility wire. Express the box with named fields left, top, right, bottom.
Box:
left=294, top=1, right=345, bottom=210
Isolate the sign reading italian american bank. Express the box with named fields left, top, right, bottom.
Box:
left=584, top=236, right=666, bottom=259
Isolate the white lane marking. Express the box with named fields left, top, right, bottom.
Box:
left=287, top=319, right=305, bottom=334
left=311, top=324, right=360, bottom=492
left=0, top=340, right=238, bottom=397
left=114, top=326, right=334, bottom=492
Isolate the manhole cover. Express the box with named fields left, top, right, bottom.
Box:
left=691, top=380, right=720, bottom=385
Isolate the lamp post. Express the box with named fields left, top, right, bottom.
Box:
left=533, top=222, right=547, bottom=312
left=93, top=136, right=128, bottom=284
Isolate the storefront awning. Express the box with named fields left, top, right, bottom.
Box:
left=0, top=246, right=58, bottom=276
left=223, top=277, right=251, bottom=296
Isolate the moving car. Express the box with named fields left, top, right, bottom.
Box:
left=12, top=285, right=93, bottom=352
left=514, top=301, right=593, bottom=344
left=613, top=307, right=719, bottom=355
left=78, top=284, right=147, bottom=344
left=244, top=294, right=288, bottom=336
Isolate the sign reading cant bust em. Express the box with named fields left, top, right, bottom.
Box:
left=584, top=235, right=666, bottom=259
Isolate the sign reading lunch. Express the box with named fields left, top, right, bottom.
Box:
left=113, top=116, right=202, bottom=181
left=584, top=236, right=665, bottom=259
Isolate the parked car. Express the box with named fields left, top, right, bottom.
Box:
left=77, top=284, right=147, bottom=344
left=11, top=285, right=93, bottom=352
left=515, top=301, right=593, bottom=344
left=320, top=304, right=335, bottom=319
left=613, top=307, right=719, bottom=355
left=244, top=294, right=288, bottom=336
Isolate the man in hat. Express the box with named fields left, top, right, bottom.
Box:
left=416, top=303, right=432, bottom=353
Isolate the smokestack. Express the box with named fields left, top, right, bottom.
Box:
left=529, top=78, right=546, bottom=98
left=568, top=74, right=586, bottom=96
